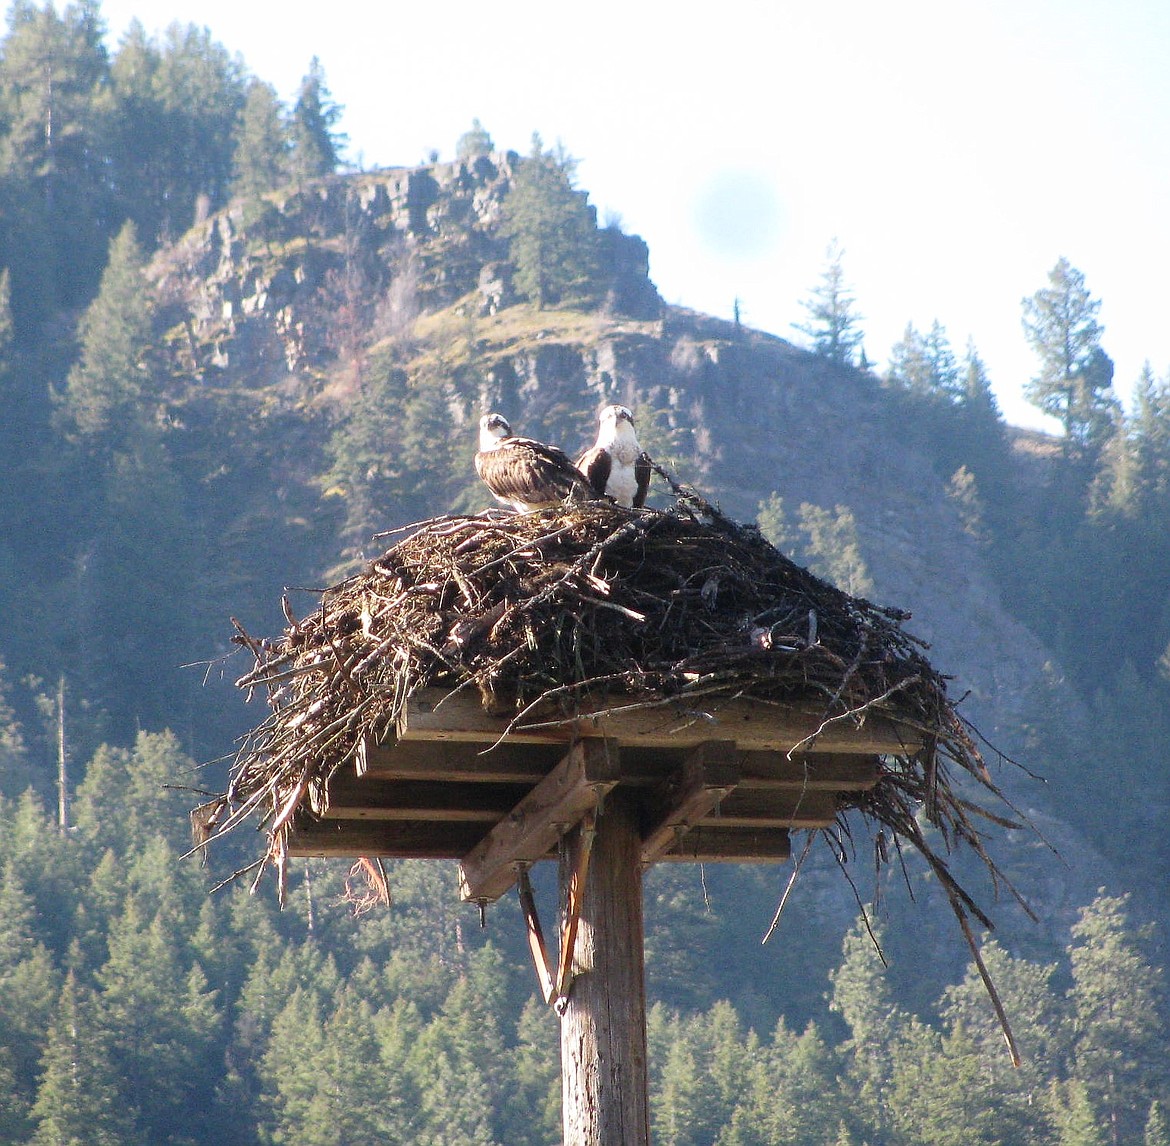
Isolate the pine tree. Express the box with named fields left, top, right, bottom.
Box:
left=1146, top=1102, right=1170, bottom=1146
left=288, top=57, right=345, bottom=182
left=231, top=78, right=289, bottom=202
left=1048, top=1078, right=1108, bottom=1146
left=109, top=22, right=247, bottom=239
left=57, top=221, right=153, bottom=440
left=797, top=503, right=873, bottom=596
left=456, top=118, right=494, bottom=161
left=828, top=913, right=901, bottom=1139
left=1067, top=891, right=1167, bottom=1146
left=501, top=134, right=600, bottom=309
left=793, top=240, right=864, bottom=367
left=0, top=0, right=113, bottom=305
left=1022, top=258, right=1118, bottom=463
left=30, top=972, right=132, bottom=1146
left=887, top=319, right=961, bottom=400
left=505, top=997, right=560, bottom=1146
left=0, top=862, right=58, bottom=1133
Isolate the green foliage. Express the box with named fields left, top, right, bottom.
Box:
left=758, top=494, right=873, bottom=596
left=456, top=118, right=494, bottom=161
left=793, top=240, right=864, bottom=367
left=109, top=21, right=246, bottom=242
left=232, top=79, right=289, bottom=203
left=1067, top=891, right=1168, bottom=1143
left=0, top=0, right=112, bottom=308
left=886, top=319, right=961, bottom=400
left=1022, top=257, right=1119, bottom=465
left=57, top=222, right=153, bottom=440
left=29, top=972, right=132, bottom=1146
left=501, top=135, right=600, bottom=308
left=288, top=57, right=345, bottom=182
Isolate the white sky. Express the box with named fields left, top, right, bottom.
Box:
left=95, top=0, right=1170, bottom=432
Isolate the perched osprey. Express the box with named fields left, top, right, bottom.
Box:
left=578, top=404, right=652, bottom=508
left=474, top=413, right=595, bottom=512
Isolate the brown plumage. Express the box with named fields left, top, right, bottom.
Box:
left=475, top=413, right=595, bottom=512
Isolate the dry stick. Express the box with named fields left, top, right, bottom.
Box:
left=761, top=832, right=815, bottom=944
left=953, top=898, right=1022, bottom=1067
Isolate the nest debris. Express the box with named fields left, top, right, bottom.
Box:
left=195, top=493, right=1031, bottom=1057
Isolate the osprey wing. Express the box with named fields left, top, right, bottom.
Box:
left=477, top=437, right=593, bottom=511
left=632, top=451, right=653, bottom=508
left=577, top=445, right=612, bottom=498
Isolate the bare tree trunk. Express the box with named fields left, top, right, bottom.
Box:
left=559, top=789, right=650, bottom=1146
left=56, top=675, right=69, bottom=834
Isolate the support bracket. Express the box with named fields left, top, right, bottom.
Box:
left=515, top=808, right=598, bottom=1013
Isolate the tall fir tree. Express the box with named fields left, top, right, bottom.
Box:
left=1067, top=891, right=1167, bottom=1146
left=57, top=221, right=153, bottom=440
left=109, top=21, right=246, bottom=241
left=1022, top=257, right=1118, bottom=466
left=456, top=117, right=494, bottom=161
left=793, top=240, right=864, bottom=367
left=0, top=0, right=113, bottom=306
left=288, top=57, right=345, bottom=182
left=30, top=972, right=132, bottom=1146
left=230, top=78, right=289, bottom=203
left=887, top=319, right=961, bottom=400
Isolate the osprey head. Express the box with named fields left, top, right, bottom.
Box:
left=597, top=404, right=638, bottom=447
left=479, top=412, right=512, bottom=450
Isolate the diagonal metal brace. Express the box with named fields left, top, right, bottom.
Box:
left=555, top=807, right=597, bottom=1007
left=514, top=806, right=599, bottom=1012
left=517, top=865, right=557, bottom=1006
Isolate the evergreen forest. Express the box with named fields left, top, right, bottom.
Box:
left=1, top=4, right=1168, bottom=1143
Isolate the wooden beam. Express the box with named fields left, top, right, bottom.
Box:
left=359, top=736, right=559, bottom=783
left=640, top=741, right=741, bottom=866
left=737, top=751, right=880, bottom=791
left=709, top=788, right=840, bottom=829
left=398, top=688, right=919, bottom=755
left=458, top=739, right=621, bottom=904
left=322, top=773, right=532, bottom=821
left=360, top=735, right=879, bottom=793
left=653, top=826, right=792, bottom=863
left=287, top=816, right=487, bottom=858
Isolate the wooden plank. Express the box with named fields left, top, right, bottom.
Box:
left=707, top=788, right=840, bottom=829
left=398, top=688, right=919, bottom=755
left=322, top=773, right=532, bottom=821
left=287, top=816, right=487, bottom=858
left=640, top=741, right=741, bottom=866
left=737, top=751, right=880, bottom=791
left=359, top=736, right=560, bottom=783
left=458, top=739, right=621, bottom=903
left=360, top=734, right=878, bottom=792
left=653, top=826, right=792, bottom=863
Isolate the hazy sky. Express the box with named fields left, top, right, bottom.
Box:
left=96, top=0, right=1170, bottom=431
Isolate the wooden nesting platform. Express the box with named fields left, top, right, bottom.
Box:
left=287, top=688, right=919, bottom=903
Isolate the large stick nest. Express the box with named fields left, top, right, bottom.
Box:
left=197, top=495, right=1031, bottom=1051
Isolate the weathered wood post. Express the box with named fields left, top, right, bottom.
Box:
left=559, top=788, right=650, bottom=1146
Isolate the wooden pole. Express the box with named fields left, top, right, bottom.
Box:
left=559, top=787, right=650, bottom=1146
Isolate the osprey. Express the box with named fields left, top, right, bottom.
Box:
left=578, top=404, right=652, bottom=508
left=474, top=413, right=595, bottom=512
